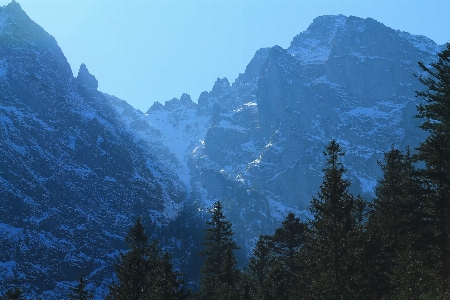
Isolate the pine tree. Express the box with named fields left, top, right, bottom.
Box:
left=107, top=217, right=153, bottom=300
left=364, top=147, right=426, bottom=298
left=248, top=235, right=274, bottom=286
left=304, top=140, right=366, bottom=299
left=198, top=201, right=241, bottom=300
left=246, top=235, right=276, bottom=299
left=68, top=274, right=93, bottom=300
left=107, top=217, right=186, bottom=300
left=270, top=213, right=306, bottom=297
left=0, top=287, right=23, bottom=300
left=272, top=213, right=305, bottom=263
left=150, top=252, right=187, bottom=300
left=415, top=42, right=450, bottom=297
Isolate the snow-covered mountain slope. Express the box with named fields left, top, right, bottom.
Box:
left=0, top=3, right=445, bottom=297
left=0, top=2, right=187, bottom=298
left=136, top=15, right=442, bottom=252
left=144, top=94, right=211, bottom=195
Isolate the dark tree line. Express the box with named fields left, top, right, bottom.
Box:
left=3, top=43, right=450, bottom=300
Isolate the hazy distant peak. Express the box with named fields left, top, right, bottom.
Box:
left=310, top=14, right=347, bottom=26
left=288, top=15, right=347, bottom=64
left=287, top=14, right=442, bottom=64
left=211, top=77, right=231, bottom=94
left=77, top=63, right=98, bottom=90
left=147, top=101, right=164, bottom=113
left=236, top=47, right=271, bottom=85
left=6, top=0, right=22, bottom=11
left=180, top=93, right=193, bottom=104
left=1, top=0, right=27, bottom=22
left=162, top=93, right=197, bottom=112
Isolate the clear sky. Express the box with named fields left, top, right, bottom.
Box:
left=2, top=0, right=449, bottom=112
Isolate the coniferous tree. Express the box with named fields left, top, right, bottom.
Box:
left=272, top=213, right=306, bottom=268
left=304, top=140, right=366, bottom=299
left=151, top=252, right=188, bottom=300
left=68, top=274, right=93, bottom=300
left=415, top=42, right=450, bottom=297
left=198, top=201, right=241, bottom=300
left=364, top=147, right=425, bottom=298
left=107, top=217, right=154, bottom=300
left=246, top=235, right=276, bottom=299
left=107, top=217, right=186, bottom=300
left=0, top=287, right=23, bottom=300
left=270, top=213, right=307, bottom=297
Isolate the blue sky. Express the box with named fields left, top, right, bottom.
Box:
left=2, top=0, right=450, bottom=112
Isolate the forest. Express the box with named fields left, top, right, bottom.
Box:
left=2, top=42, right=450, bottom=300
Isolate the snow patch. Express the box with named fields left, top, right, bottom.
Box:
left=217, top=120, right=247, bottom=133
left=0, top=223, right=22, bottom=235
left=358, top=176, right=377, bottom=195
left=68, top=135, right=76, bottom=150
left=0, top=261, right=16, bottom=277
left=104, top=176, right=116, bottom=182
left=398, top=31, right=442, bottom=55
left=346, top=106, right=390, bottom=119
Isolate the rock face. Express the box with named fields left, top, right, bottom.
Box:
left=0, top=2, right=187, bottom=298
left=141, top=14, right=442, bottom=256
left=0, top=2, right=444, bottom=298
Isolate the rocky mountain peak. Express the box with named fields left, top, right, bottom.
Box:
left=0, top=1, right=73, bottom=87
left=4, top=0, right=24, bottom=15
left=288, top=14, right=442, bottom=66
left=198, top=77, right=233, bottom=114
left=163, top=93, right=197, bottom=111
left=180, top=93, right=195, bottom=106
left=287, top=14, right=346, bottom=63
left=1, top=9, right=446, bottom=298
left=211, top=77, right=231, bottom=94
left=1, top=1, right=52, bottom=44
left=236, top=47, right=270, bottom=85
left=307, top=14, right=347, bottom=34
left=147, top=101, right=164, bottom=113
left=76, top=63, right=98, bottom=90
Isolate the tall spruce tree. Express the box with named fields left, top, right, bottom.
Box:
left=364, top=147, right=425, bottom=298
left=248, top=235, right=274, bottom=286
left=198, top=201, right=241, bottom=300
left=305, top=140, right=366, bottom=299
left=416, top=43, right=450, bottom=297
left=272, top=213, right=306, bottom=269
left=271, top=213, right=307, bottom=297
left=107, top=217, right=185, bottom=300
left=246, top=235, right=277, bottom=299
left=151, top=252, right=188, bottom=300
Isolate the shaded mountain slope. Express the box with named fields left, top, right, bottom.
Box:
left=0, top=2, right=186, bottom=297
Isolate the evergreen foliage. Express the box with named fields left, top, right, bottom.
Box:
left=68, top=275, right=93, bottom=300
left=364, top=147, right=426, bottom=298
left=271, top=213, right=306, bottom=269
left=248, top=235, right=273, bottom=284
left=247, top=235, right=275, bottom=298
left=10, top=42, right=450, bottom=300
left=198, top=201, right=241, bottom=299
left=305, top=140, right=366, bottom=299
left=270, top=213, right=307, bottom=298
left=415, top=42, right=450, bottom=297
left=0, top=288, right=23, bottom=300
left=107, top=217, right=186, bottom=300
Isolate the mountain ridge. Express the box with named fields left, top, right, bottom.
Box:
left=0, top=4, right=445, bottom=298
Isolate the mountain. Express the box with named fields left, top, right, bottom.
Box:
left=0, top=2, right=188, bottom=298
left=0, top=2, right=444, bottom=298
left=140, top=15, right=441, bottom=255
